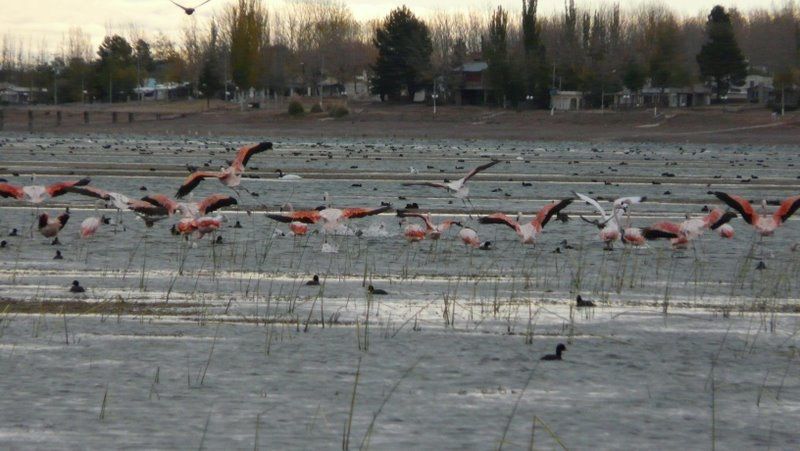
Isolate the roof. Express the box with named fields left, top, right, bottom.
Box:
left=460, top=62, right=488, bottom=73
left=552, top=90, right=584, bottom=97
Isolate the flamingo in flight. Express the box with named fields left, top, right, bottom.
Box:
left=266, top=205, right=392, bottom=233
left=66, top=185, right=133, bottom=211
left=402, top=159, right=500, bottom=206
left=38, top=211, right=70, bottom=243
left=144, top=193, right=237, bottom=238
left=176, top=141, right=272, bottom=198
left=479, top=199, right=572, bottom=244
left=168, top=0, right=211, bottom=15
left=396, top=210, right=461, bottom=240
left=574, top=192, right=646, bottom=249
left=714, top=192, right=800, bottom=236
left=0, top=178, right=90, bottom=204
left=643, top=208, right=736, bottom=248
left=143, top=193, right=237, bottom=218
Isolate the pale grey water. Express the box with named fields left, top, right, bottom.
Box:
left=0, top=133, right=799, bottom=449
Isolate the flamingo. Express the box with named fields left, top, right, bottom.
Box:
left=145, top=193, right=236, bottom=239
left=396, top=210, right=461, bottom=240
left=176, top=141, right=273, bottom=198
left=168, top=0, right=211, bottom=15
left=38, top=211, right=70, bottom=243
left=643, top=208, right=736, bottom=248
left=266, top=205, right=391, bottom=233
left=401, top=222, right=427, bottom=242
left=142, top=193, right=237, bottom=218
left=478, top=199, right=572, bottom=244
left=80, top=216, right=110, bottom=238
left=714, top=192, right=800, bottom=236
left=574, top=192, right=646, bottom=249
left=402, top=159, right=500, bottom=206
left=458, top=227, right=491, bottom=249
left=66, top=185, right=132, bottom=211
left=0, top=178, right=90, bottom=204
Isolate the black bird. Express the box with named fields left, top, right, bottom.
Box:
left=306, top=275, right=320, bottom=286
left=8, top=228, right=17, bottom=237
left=0, top=240, right=7, bottom=248
left=479, top=241, right=492, bottom=250
left=541, top=343, right=567, bottom=361
left=756, top=261, right=767, bottom=270
left=215, top=236, right=223, bottom=244
left=576, top=295, right=595, bottom=307
left=69, top=280, right=85, bottom=293
left=53, top=250, right=63, bottom=260
left=233, top=220, right=243, bottom=229
left=169, top=0, right=211, bottom=15
left=367, top=285, right=388, bottom=295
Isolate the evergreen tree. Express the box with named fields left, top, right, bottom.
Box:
left=484, top=6, right=511, bottom=106
left=696, top=5, right=748, bottom=101
left=199, top=29, right=223, bottom=108
left=371, top=6, right=432, bottom=102
left=522, top=0, right=550, bottom=108
left=622, top=59, right=646, bottom=93
left=95, top=35, right=136, bottom=102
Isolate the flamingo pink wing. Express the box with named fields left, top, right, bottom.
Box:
left=233, top=142, right=272, bottom=169
left=533, top=199, right=573, bottom=229
left=478, top=213, right=519, bottom=231
left=342, top=205, right=391, bottom=219
left=714, top=192, right=755, bottom=225
left=46, top=178, right=91, bottom=197
left=266, top=210, right=321, bottom=224
left=774, top=195, right=800, bottom=224
left=0, top=183, right=24, bottom=199
left=176, top=171, right=221, bottom=198
left=198, top=194, right=237, bottom=215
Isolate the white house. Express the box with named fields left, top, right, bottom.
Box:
left=550, top=90, right=584, bottom=110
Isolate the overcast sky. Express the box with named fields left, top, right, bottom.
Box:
left=3, top=0, right=772, bottom=55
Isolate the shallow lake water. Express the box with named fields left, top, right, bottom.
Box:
left=0, top=133, right=799, bottom=448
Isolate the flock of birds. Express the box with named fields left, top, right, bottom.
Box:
left=2, top=140, right=800, bottom=362
left=1, top=141, right=799, bottom=258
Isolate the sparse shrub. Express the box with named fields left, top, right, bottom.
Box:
left=310, top=103, right=324, bottom=113
left=288, top=100, right=305, bottom=116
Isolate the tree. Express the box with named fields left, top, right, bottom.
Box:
left=696, top=6, right=748, bottom=101
left=223, top=0, right=269, bottom=91
left=199, top=26, right=223, bottom=108
left=484, top=6, right=511, bottom=106
left=622, top=59, right=646, bottom=93
left=95, top=35, right=137, bottom=102
left=648, top=15, right=689, bottom=91
left=371, top=6, right=432, bottom=102
left=522, top=0, right=550, bottom=108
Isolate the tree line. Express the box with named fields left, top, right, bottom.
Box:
left=0, top=0, right=797, bottom=107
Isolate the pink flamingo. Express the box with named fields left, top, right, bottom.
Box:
left=644, top=208, right=736, bottom=248
left=714, top=192, right=800, bottom=236
left=266, top=205, right=391, bottom=233
left=0, top=178, right=90, bottom=204
left=397, top=210, right=461, bottom=240
left=478, top=199, right=572, bottom=244
left=176, top=142, right=272, bottom=198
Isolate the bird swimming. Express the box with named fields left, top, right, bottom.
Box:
left=69, top=280, right=85, bottom=293
left=367, top=285, right=388, bottom=295
left=541, top=343, right=567, bottom=361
